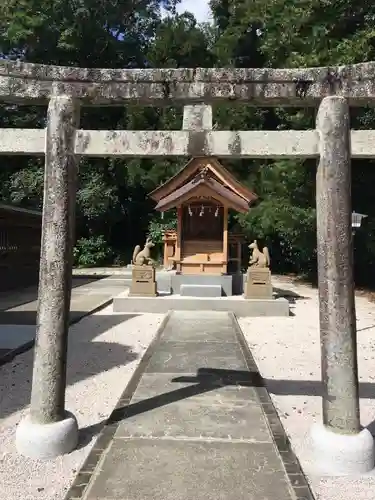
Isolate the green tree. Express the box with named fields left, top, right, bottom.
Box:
left=2, top=0, right=375, bottom=285
left=209, top=0, right=375, bottom=282
left=0, top=0, right=184, bottom=265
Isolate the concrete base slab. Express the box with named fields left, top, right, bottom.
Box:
left=180, top=284, right=222, bottom=297
left=15, top=411, right=79, bottom=460
left=112, top=291, right=289, bottom=317
left=106, top=271, right=243, bottom=295
left=310, top=423, right=375, bottom=475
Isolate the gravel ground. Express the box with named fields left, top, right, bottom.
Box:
left=0, top=308, right=164, bottom=500
left=2, top=277, right=375, bottom=500
left=239, top=276, right=375, bottom=500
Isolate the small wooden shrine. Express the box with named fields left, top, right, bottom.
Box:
left=149, top=157, right=257, bottom=275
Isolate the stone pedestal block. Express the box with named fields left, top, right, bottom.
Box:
left=16, top=411, right=78, bottom=459
left=244, top=268, right=272, bottom=300
left=310, top=423, right=374, bottom=475
left=129, top=265, right=157, bottom=297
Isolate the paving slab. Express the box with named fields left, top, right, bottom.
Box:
left=130, top=372, right=259, bottom=404
left=159, top=310, right=237, bottom=343
left=65, top=311, right=314, bottom=500
left=84, top=439, right=293, bottom=500
left=145, top=341, right=247, bottom=373
left=114, top=397, right=271, bottom=440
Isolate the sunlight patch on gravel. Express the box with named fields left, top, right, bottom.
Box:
left=0, top=308, right=164, bottom=500
left=239, top=276, right=375, bottom=500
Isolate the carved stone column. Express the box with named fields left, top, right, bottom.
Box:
left=16, top=95, right=80, bottom=459
left=311, top=96, right=374, bottom=474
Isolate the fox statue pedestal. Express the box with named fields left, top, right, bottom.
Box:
left=129, top=265, right=157, bottom=297
left=129, top=238, right=157, bottom=297
left=244, top=267, right=272, bottom=300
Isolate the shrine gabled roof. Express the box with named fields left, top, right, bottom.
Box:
left=154, top=172, right=250, bottom=213
left=148, top=156, right=257, bottom=204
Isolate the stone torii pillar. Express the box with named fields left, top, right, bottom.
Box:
left=311, top=96, right=374, bottom=474
left=182, top=103, right=213, bottom=132
left=16, top=95, right=80, bottom=459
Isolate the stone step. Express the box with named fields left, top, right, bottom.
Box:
left=113, top=292, right=290, bottom=317
left=180, top=284, right=222, bottom=297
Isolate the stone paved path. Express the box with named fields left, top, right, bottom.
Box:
left=66, top=311, right=314, bottom=500
left=0, top=275, right=126, bottom=364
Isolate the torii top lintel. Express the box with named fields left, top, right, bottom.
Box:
left=2, top=60, right=375, bottom=106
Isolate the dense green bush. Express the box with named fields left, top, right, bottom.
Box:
left=73, top=236, right=113, bottom=268
left=147, top=218, right=177, bottom=245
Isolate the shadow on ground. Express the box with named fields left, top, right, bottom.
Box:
left=357, top=324, right=375, bottom=333
left=273, top=287, right=309, bottom=304
left=263, top=377, right=375, bottom=400
left=78, top=368, right=262, bottom=447
left=0, top=276, right=104, bottom=312
left=263, top=378, right=375, bottom=435
left=79, top=370, right=375, bottom=446
left=0, top=309, right=105, bottom=325
left=72, top=273, right=114, bottom=280
left=0, top=313, right=139, bottom=420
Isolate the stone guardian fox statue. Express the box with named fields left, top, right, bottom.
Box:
left=248, top=240, right=270, bottom=268
left=132, top=238, right=155, bottom=266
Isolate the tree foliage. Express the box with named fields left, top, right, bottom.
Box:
left=1, top=0, right=375, bottom=284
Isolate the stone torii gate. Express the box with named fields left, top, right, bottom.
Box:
left=1, top=61, right=374, bottom=473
